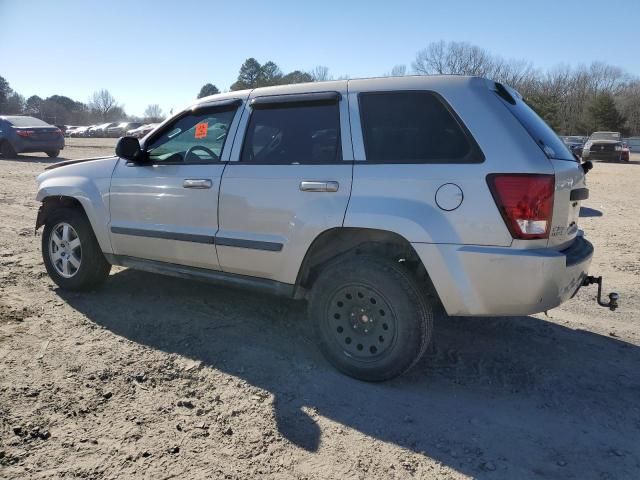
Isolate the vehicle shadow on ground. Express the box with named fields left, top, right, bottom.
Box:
left=0, top=154, right=66, bottom=163
left=59, top=269, right=640, bottom=479
left=595, top=159, right=640, bottom=166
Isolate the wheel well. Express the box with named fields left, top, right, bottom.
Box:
left=297, top=227, right=438, bottom=299
left=36, top=196, right=85, bottom=231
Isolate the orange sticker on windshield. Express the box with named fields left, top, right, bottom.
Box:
left=195, top=122, right=208, bottom=139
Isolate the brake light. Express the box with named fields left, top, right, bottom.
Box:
left=487, top=174, right=555, bottom=240
left=16, top=130, right=35, bottom=137
left=55, top=128, right=63, bottom=136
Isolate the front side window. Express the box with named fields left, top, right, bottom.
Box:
left=240, top=102, right=341, bottom=164
left=358, top=91, right=481, bottom=163
left=146, top=107, right=237, bottom=163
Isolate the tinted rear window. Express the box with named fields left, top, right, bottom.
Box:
left=5, top=116, right=51, bottom=127
left=494, top=84, right=575, bottom=161
left=590, top=132, right=621, bottom=141
left=241, top=102, right=341, bottom=164
left=358, top=91, right=482, bottom=163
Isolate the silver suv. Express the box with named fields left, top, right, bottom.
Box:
left=35, top=76, right=614, bottom=381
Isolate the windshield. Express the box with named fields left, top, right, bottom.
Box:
left=590, top=132, right=621, bottom=141
left=5, top=116, right=51, bottom=127
left=565, top=136, right=584, bottom=143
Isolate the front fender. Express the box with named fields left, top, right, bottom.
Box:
left=35, top=157, right=119, bottom=254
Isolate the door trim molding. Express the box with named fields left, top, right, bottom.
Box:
left=110, top=226, right=283, bottom=251
left=110, top=226, right=214, bottom=244
left=215, top=236, right=283, bottom=252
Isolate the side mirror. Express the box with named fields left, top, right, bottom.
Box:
left=116, top=136, right=143, bottom=162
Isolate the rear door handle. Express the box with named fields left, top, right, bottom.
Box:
left=300, top=181, right=339, bottom=192
left=183, top=179, right=213, bottom=189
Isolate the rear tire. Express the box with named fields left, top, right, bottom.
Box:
left=46, top=150, right=60, bottom=158
left=1, top=141, right=17, bottom=158
left=42, top=207, right=111, bottom=290
left=309, top=255, right=433, bottom=381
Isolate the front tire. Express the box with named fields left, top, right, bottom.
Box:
left=46, top=150, right=60, bottom=158
left=309, top=255, right=433, bottom=381
left=42, top=207, right=111, bottom=290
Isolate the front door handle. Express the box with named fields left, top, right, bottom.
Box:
left=183, top=179, right=213, bottom=189
left=300, top=181, right=339, bottom=192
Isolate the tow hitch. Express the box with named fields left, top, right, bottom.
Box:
left=582, top=276, right=619, bottom=311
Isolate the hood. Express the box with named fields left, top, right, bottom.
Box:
left=44, top=156, right=115, bottom=171
left=37, top=156, right=119, bottom=187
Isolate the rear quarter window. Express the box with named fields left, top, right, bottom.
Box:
left=494, top=83, right=575, bottom=162
left=358, top=91, right=483, bottom=164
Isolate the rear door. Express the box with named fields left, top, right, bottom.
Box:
left=217, top=85, right=353, bottom=284
left=109, top=100, right=242, bottom=269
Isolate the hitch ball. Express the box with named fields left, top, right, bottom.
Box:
left=582, top=275, right=619, bottom=311
left=608, top=292, right=619, bottom=311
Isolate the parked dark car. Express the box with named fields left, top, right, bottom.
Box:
left=561, top=135, right=586, bottom=157
left=106, top=122, right=142, bottom=138
left=582, top=132, right=629, bottom=162
left=0, top=115, right=65, bottom=158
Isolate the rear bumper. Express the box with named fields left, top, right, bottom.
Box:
left=583, top=150, right=622, bottom=161
left=12, top=136, right=65, bottom=153
left=413, top=236, right=593, bottom=316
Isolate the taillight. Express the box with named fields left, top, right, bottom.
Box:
left=487, top=174, right=555, bottom=240
left=15, top=130, right=35, bottom=137
left=55, top=128, right=63, bottom=136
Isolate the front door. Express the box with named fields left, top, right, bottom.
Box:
left=217, top=87, right=353, bottom=284
left=109, top=101, right=241, bottom=270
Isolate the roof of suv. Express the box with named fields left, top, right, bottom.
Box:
left=193, top=75, right=490, bottom=109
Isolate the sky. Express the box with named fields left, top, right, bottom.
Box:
left=1, top=0, right=639, bottom=117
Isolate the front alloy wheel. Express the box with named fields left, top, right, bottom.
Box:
left=48, top=222, right=82, bottom=278
left=42, top=207, right=111, bottom=290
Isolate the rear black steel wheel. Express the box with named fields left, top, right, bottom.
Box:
left=309, top=255, right=433, bottom=381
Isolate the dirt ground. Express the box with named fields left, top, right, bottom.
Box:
left=1, top=139, right=639, bottom=479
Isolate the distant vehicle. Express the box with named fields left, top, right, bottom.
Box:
left=0, top=115, right=65, bottom=158
left=88, top=123, right=119, bottom=137
left=86, top=125, right=103, bottom=137
left=561, top=135, right=586, bottom=157
left=66, top=126, right=84, bottom=137
left=623, top=137, right=640, bottom=153
left=127, top=123, right=158, bottom=138
left=582, top=132, right=629, bottom=162
left=106, top=122, right=142, bottom=138
left=68, top=126, right=91, bottom=137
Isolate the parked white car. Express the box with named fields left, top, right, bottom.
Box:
left=127, top=123, right=159, bottom=138
left=34, top=76, right=617, bottom=381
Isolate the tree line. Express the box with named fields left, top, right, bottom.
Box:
left=2, top=41, right=639, bottom=135
left=0, top=78, right=166, bottom=126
